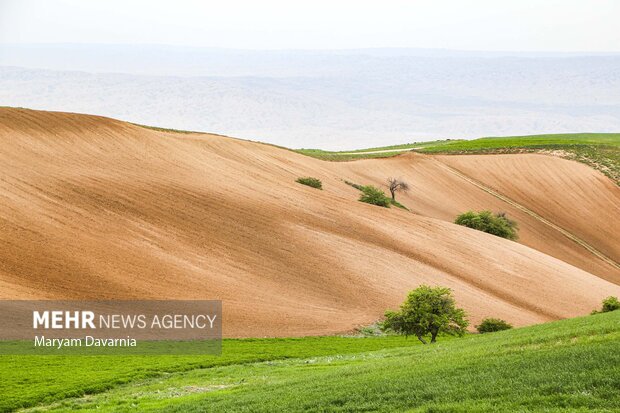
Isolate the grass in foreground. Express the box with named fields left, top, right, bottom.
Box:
left=0, top=336, right=421, bottom=412
left=13, top=311, right=620, bottom=412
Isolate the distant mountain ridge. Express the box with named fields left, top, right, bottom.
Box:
left=1, top=45, right=619, bottom=149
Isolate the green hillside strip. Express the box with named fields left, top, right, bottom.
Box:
left=296, top=148, right=410, bottom=161
left=20, top=312, right=620, bottom=412
left=419, top=133, right=620, bottom=152
left=297, top=134, right=620, bottom=184
left=296, top=140, right=454, bottom=161
left=131, top=123, right=198, bottom=134
left=420, top=133, right=620, bottom=185
left=0, top=336, right=423, bottom=412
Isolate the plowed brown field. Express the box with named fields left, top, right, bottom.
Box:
left=1, top=108, right=618, bottom=337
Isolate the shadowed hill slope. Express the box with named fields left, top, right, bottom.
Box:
left=436, top=154, right=620, bottom=264
left=0, top=108, right=618, bottom=337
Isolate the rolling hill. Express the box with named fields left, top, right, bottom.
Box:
left=0, top=107, right=618, bottom=337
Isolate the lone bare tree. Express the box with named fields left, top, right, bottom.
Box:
left=387, top=177, right=409, bottom=201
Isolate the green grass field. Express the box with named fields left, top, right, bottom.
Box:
left=420, top=133, right=620, bottom=184
left=296, top=133, right=620, bottom=184
left=419, top=133, right=620, bottom=152
left=296, top=140, right=451, bottom=161
left=0, top=336, right=423, bottom=412
left=3, top=312, right=618, bottom=412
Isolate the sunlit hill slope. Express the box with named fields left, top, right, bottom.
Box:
left=0, top=108, right=618, bottom=337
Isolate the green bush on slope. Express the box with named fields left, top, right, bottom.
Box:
left=476, top=318, right=513, bottom=333
left=358, top=185, right=392, bottom=208
left=592, top=296, right=620, bottom=314
left=296, top=177, right=323, bottom=189
left=455, top=210, right=519, bottom=240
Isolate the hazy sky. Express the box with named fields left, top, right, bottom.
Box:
left=1, top=0, right=618, bottom=51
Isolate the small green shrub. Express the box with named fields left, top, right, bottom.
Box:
left=344, top=180, right=364, bottom=191
left=454, top=210, right=518, bottom=240
left=359, top=185, right=391, bottom=208
left=296, top=177, right=322, bottom=189
left=356, top=324, right=384, bottom=337
left=346, top=181, right=407, bottom=209
left=602, top=296, right=620, bottom=312
left=390, top=199, right=408, bottom=210
left=476, top=318, right=513, bottom=333
left=592, top=296, right=620, bottom=314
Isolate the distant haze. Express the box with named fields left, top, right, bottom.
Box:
left=2, top=0, right=619, bottom=51
left=1, top=45, right=619, bottom=150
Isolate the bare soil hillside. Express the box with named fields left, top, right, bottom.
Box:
left=436, top=154, right=620, bottom=268
left=1, top=108, right=618, bottom=337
